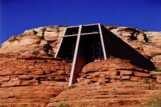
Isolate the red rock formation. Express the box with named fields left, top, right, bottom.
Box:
left=0, top=25, right=161, bottom=107
left=0, top=55, right=71, bottom=106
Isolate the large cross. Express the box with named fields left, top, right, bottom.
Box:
left=55, top=23, right=155, bottom=86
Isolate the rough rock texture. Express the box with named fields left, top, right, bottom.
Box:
left=1, top=26, right=161, bottom=64
left=0, top=26, right=65, bottom=57
left=0, top=25, right=161, bottom=107
left=78, top=58, right=152, bottom=85
left=53, top=81, right=161, bottom=107
left=0, top=54, right=71, bottom=106
left=51, top=58, right=161, bottom=107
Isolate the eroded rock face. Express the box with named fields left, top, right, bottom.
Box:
left=0, top=55, right=70, bottom=105
left=0, top=26, right=65, bottom=57
left=78, top=58, right=161, bottom=86
left=1, top=25, right=161, bottom=62
left=52, top=59, right=161, bottom=107
left=0, top=25, right=161, bottom=107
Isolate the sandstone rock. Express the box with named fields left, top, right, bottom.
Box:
left=35, top=75, right=48, bottom=82
left=0, top=76, right=10, bottom=82
left=50, top=41, right=58, bottom=48
left=143, top=45, right=161, bottom=57
left=46, top=103, right=57, bottom=107
left=0, top=34, right=41, bottom=56
left=81, top=62, right=102, bottom=73
left=18, top=75, right=33, bottom=80
left=34, top=27, right=45, bottom=37
left=0, top=69, right=13, bottom=76
left=137, top=33, right=147, bottom=42
left=120, top=70, right=133, bottom=76
left=134, top=71, right=151, bottom=77
left=1, top=77, right=20, bottom=87
left=130, top=76, right=142, bottom=81
left=39, top=40, right=48, bottom=46
left=156, top=76, right=161, bottom=83
left=109, top=71, right=119, bottom=77
left=111, top=27, right=148, bottom=43
left=0, top=26, right=63, bottom=58
left=54, top=76, right=67, bottom=81
left=146, top=32, right=161, bottom=46
left=23, top=29, right=35, bottom=35
left=121, top=75, right=131, bottom=80
left=46, top=26, right=59, bottom=32
left=31, top=69, right=44, bottom=75
left=151, top=55, right=161, bottom=63
left=111, top=75, right=121, bottom=80
left=79, top=58, right=154, bottom=86
left=44, top=31, right=58, bottom=41
left=14, top=69, right=30, bottom=75
left=20, top=80, right=38, bottom=86
left=0, top=25, right=161, bottom=107
left=19, top=35, right=41, bottom=46
left=41, top=81, right=57, bottom=86
left=150, top=72, right=161, bottom=77
left=151, top=72, right=161, bottom=83
left=0, top=85, right=64, bottom=100
left=98, top=78, right=109, bottom=84
left=56, top=70, right=66, bottom=75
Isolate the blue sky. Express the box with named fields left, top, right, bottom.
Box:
left=0, top=0, right=161, bottom=43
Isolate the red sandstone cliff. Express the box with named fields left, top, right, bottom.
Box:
left=0, top=26, right=161, bottom=107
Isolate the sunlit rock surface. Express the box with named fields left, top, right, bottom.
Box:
left=0, top=25, right=161, bottom=107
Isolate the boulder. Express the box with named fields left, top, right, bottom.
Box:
left=44, top=31, right=58, bottom=41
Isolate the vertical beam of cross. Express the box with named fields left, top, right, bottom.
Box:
left=68, top=25, right=82, bottom=87
left=98, top=24, right=107, bottom=60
